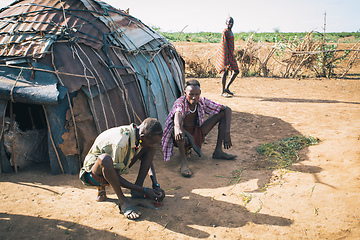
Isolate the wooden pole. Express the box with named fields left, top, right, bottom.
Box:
left=322, top=12, right=326, bottom=77
left=28, top=108, right=35, bottom=129
left=10, top=102, right=17, bottom=173
left=0, top=101, right=8, bottom=174
left=42, top=105, right=64, bottom=174
left=323, top=12, right=326, bottom=43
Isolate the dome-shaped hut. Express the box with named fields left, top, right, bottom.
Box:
left=0, top=0, right=184, bottom=174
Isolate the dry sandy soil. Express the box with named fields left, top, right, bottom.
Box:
left=1, top=43, right=360, bottom=239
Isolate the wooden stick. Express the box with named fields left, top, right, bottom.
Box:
left=9, top=102, right=17, bottom=173
left=341, top=40, right=360, bottom=78
left=42, top=105, right=64, bottom=174
left=292, top=54, right=311, bottom=78
left=0, top=101, right=8, bottom=147
left=0, top=101, right=9, bottom=174
left=28, top=107, right=35, bottom=129
left=0, top=64, right=95, bottom=79
left=176, top=25, right=188, bottom=42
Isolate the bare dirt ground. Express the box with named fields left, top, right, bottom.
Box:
left=1, top=43, right=360, bottom=239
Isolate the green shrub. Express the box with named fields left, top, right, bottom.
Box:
left=257, top=135, right=320, bottom=169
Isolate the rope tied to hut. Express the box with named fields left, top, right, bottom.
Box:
left=10, top=67, right=25, bottom=103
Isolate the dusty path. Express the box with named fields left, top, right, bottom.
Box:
left=1, top=77, right=360, bottom=239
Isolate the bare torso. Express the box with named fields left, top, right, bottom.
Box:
left=183, top=111, right=198, bottom=128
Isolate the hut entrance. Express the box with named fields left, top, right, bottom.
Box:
left=1, top=102, right=49, bottom=173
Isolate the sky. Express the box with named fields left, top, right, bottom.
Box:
left=1, top=0, right=359, bottom=33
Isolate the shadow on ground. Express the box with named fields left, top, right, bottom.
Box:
left=236, top=95, right=360, bottom=105
left=0, top=110, right=326, bottom=238
left=0, top=213, right=129, bottom=240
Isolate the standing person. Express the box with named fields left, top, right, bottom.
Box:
left=79, top=118, right=165, bottom=220
left=162, top=79, right=237, bottom=178
left=215, top=16, right=240, bottom=98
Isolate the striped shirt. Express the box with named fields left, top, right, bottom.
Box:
left=215, top=28, right=239, bottom=73
left=161, top=95, right=223, bottom=162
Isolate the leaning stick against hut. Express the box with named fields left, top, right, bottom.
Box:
left=9, top=102, right=17, bottom=173
left=0, top=101, right=7, bottom=174
left=42, top=106, right=64, bottom=174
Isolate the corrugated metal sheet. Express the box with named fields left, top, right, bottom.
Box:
left=126, top=39, right=182, bottom=125
left=0, top=0, right=107, bottom=57
left=81, top=0, right=164, bottom=51
left=0, top=62, right=62, bottom=104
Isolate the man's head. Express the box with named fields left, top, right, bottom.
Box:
left=226, top=17, right=234, bottom=29
left=184, top=79, right=201, bottom=106
left=139, top=118, right=163, bottom=147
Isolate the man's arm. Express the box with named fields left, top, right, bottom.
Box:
left=221, top=105, right=231, bottom=132
left=148, top=163, right=165, bottom=200
left=174, top=111, right=184, bottom=142
left=221, top=105, right=232, bottom=149
left=148, top=163, right=158, bottom=187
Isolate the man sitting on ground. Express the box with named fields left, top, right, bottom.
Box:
left=80, top=118, right=165, bottom=220
left=162, top=79, right=237, bottom=177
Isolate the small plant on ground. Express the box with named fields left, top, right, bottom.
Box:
left=256, top=135, right=320, bottom=169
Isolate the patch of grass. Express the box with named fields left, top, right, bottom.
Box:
left=256, top=135, right=320, bottom=169
left=215, top=168, right=246, bottom=187
left=165, top=186, right=181, bottom=191
left=239, top=192, right=253, bottom=206
left=229, top=169, right=246, bottom=186
left=239, top=192, right=263, bottom=214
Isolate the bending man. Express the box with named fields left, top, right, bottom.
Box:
left=80, top=118, right=165, bottom=220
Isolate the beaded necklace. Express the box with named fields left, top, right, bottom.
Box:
left=189, top=105, right=197, bottom=114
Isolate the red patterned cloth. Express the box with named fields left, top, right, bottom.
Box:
left=215, top=28, right=239, bottom=73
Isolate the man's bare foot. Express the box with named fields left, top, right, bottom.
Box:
left=119, top=201, right=141, bottom=220
left=185, top=147, right=192, bottom=158
left=96, top=186, right=107, bottom=202
left=224, top=88, right=234, bottom=95
left=212, top=151, right=237, bottom=160
left=180, top=165, right=192, bottom=178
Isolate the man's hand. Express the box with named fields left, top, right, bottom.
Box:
left=174, top=127, right=185, bottom=143
left=174, top=111, right=185, bottom=143
left=153, top=186, right=165, bottom=201
left=145, top=188, right=163, bottom=201
left=223, top=132, right=232, bottom=149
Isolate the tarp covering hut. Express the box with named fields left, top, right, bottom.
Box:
left=0, top=0, right=185, bottom=174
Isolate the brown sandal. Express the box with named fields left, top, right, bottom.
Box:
left=180, top=166, right=192, bottom=178
left=96, top=186, right=107, bottom=202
